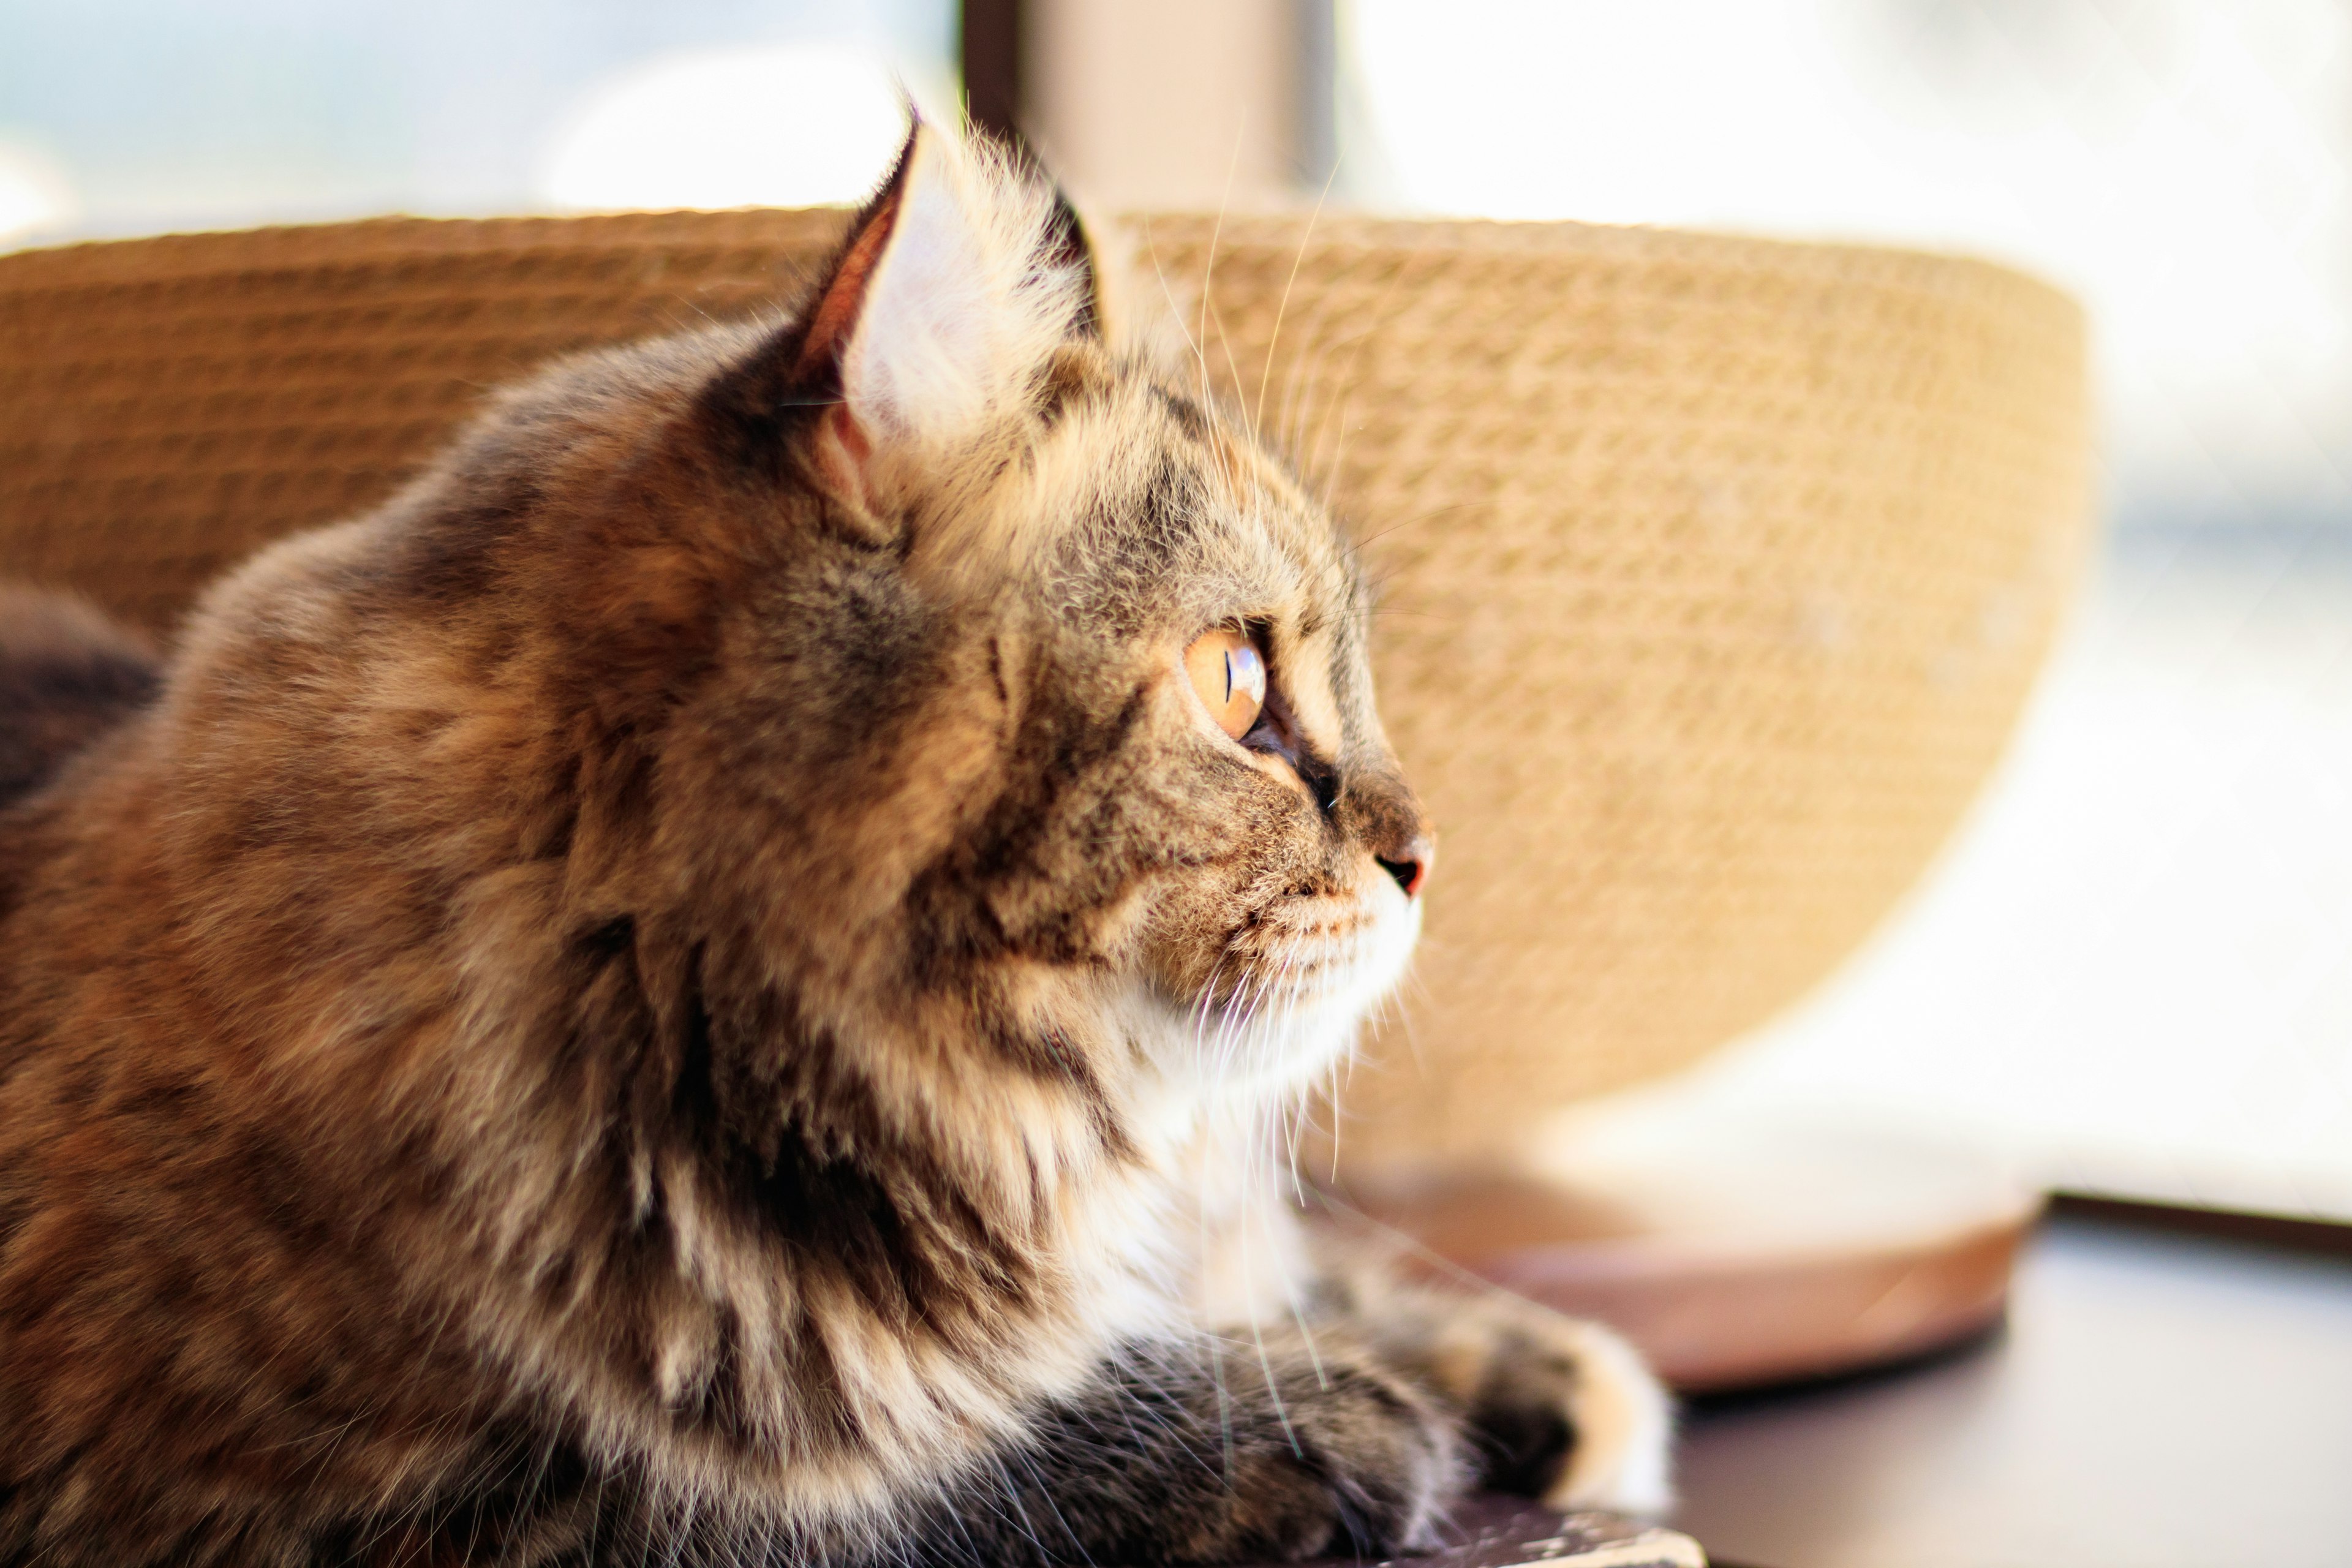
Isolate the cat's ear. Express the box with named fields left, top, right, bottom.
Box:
left=1040, top=181, right=1106, bottom=344
left=747, top=120, right=1099, bottom=512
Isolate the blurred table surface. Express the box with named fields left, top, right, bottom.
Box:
left=1672, top=1208, right=2352, bottom=1568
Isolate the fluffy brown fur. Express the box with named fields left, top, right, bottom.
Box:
left=0, top=126, right=1667, bottom=1566
left=0, top=589, right=159, bottom=806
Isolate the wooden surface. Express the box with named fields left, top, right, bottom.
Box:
left=1672, top=1210, right=2352, bottom=1568
left=1344, top=1128, right=2039, bottom=1392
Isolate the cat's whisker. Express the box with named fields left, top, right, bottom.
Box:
left=1295, top=311, right=1382, bottom=492
left=1208, top=296, right=1256, bottom=451
left=1317, top=388, right=1368, bottom=518
left=1137, top=219, right=1208, bottom=375
left=1204, top=1330, right=1240, bottom=1482
left=1295, top=221, right=1447, bottom=510
left=1269, top=260, right=1351, bottom=434
left=1324, top=1056, right=1349, bottom=1185
left=1251, top=160, right=1340, bottom=443
left=1193, top=134, right=1246, bottom=415
left=1233, top=1186, right=1305, bottom=1463
left=1223, top=960, right=1275, bottom=1078
left=978, top=1451, right=1055, bottom=1562
left=1007, top=1444, right=1088, bottom=1557
left=1281, top=311, right=1365, bottom=480
left=1272, top=270, right=1348, bottom=463
left=1192, top=948, right=1238, bottom=1052
left=1352, top=500, right=1482, bottom=552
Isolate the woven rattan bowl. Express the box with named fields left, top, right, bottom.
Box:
left=0, top=212, right=2090, bottom=1165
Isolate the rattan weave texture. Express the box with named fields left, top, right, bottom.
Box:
left=0, top=210, right=2090, bottom=1161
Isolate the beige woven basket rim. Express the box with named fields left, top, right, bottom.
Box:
left=0, top=207, right=2081, bottom=321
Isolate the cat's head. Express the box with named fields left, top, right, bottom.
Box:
left=372, top=123, right=1430, bottom=1142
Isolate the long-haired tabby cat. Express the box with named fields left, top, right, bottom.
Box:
left=0, top=124, right=1668, bottom=1566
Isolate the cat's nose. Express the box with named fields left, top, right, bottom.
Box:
left=1376, top=833, right=1434, bottom=900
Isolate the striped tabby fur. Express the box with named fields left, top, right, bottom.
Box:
left=0, top=124, right=1668, bottom=1566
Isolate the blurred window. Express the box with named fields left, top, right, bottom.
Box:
left=0, top=0, right=956, bottom=241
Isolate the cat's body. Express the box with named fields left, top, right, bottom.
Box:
left=0, top=127, right=1668, bottom=1567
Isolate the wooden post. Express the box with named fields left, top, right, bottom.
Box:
left=959, top=0, right=1024, bottom=145
left=967, top=0, right=1333, bottom=209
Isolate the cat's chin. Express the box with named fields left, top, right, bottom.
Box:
left=1131, top=883, right=1423, bottom=1114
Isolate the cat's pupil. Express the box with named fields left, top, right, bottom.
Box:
left=1183, top=627, right=1266, bottom=741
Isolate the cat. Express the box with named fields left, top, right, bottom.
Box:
left=0, top=123, right=1669, bottom=1567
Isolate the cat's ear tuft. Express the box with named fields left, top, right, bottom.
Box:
left=709, top=121, right=1101, bottom=515
left=790, top=123, right=921, bottom=394
left=772, top=121, right=1097, bottom=502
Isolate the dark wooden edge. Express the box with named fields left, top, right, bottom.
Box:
left=2051, top=1191, right=2352, bottom=1261
left=1678, top=1315, right=2010, bottom=1415
left=959, top=0, right=1023, bottom=142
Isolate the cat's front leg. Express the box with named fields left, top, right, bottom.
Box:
left=1308, top=1252, right=1675, bottom=1517
left=380, top=1349, right=1458, bottom=1568
left=892, top=1332, right=1471, bottom=1568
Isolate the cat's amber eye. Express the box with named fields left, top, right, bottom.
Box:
left=1183, top=626, right=1268, bottom=741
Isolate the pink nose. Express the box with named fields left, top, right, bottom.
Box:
left=1377, top=835, right=1434, bottom=900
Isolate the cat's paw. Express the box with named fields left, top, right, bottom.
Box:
left=1445, top=1302, right=1674, bottom=1516
left=1181, top=1348, right=1469, bottom=1563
